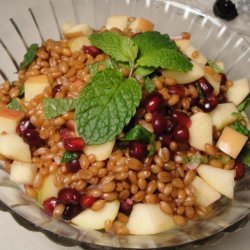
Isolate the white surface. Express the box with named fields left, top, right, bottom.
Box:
left=0, top=0, right=249, bottom=249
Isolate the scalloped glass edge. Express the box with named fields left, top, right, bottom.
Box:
left=0, top=0, right=249, bottom=249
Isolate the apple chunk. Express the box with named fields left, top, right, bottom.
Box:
left=0, top=108, right=24, bottom=134
left=68, top=36, right=91, bottom=53
left=189, top=112, right=213, bottom=151
left=106, top=15, right=128, bottom=31
left=216, top=127, right=248, bottom=159
left=197, top=164, right=235, bottom=199
left=162, top=61, right=204, bottom=84
left=83, top=139, right=115, bottom=161
left=24, top=75, right=50, bottom=102
left=0, top=134, right=31, bottom=162
left=10, top=161, right=37, bottom=185
left=227, top=78, right=250, bottom=105
left=129, top=18, right=154, bottom=32
left=71, top=200, right=119, bottom=230
left=63, top=23, right=93, bottom=39
left=191, top=176, right=221, bottom=207
left=209, top=103, right=238, bottom=130
left=127, top=204, right=176, bottom=235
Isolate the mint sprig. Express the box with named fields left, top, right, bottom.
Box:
left=207, top=59, right=223, bottom=73
left=61, top=152, right=79, bottom=163
left=7, top=99, right=23, bottom=111
left=43, top=98, right=77, bottom=119
left=238, top=96, right=250, bottom=112
left=88, top=58, right=118, bottom=75
left=144, top=77, right=155, bottom=93
left=20, top=43, right=39, bottom=69
left=75, top=68, right=141, bottom=145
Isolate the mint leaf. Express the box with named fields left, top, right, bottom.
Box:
left=88, top=58, right=118, bottom=75
left=19, top=86, right=25, bottom=96
left=75, top=68, right=142, bottom=145
left=43, top=98, right=77, bottom=119
left=144, top=77, right=155, bottom=93
left=238, top=142, right=250, bottom=166
left=238, top=96, right=250, bottom=112
left=7, top=99, right=23, bottom=111
left=230, top=120, right=250, bottom=136
left=207, top=59, right=223, bottom=73
left=61, top=152, right=79, bottom=163
left=121, top=125, right=156, bottom=156
left=90, top=32, right=138, bottom=66
left=137, top=48, right=192, bottom=72
left=20, top=43, right=39, bottom=69
left=134, top=66, right=155, bottom=77
left=133, top=32, right=177, bottom=56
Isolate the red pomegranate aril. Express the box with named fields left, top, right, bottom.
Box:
left=217, top=91, right=227, bottom=103
left=62, top=204, right=82, bottom=220
left=120, top=198, right=134, bottom=214
left=145, top=92, right=164, bottom=112
left=80, top=195, right=97, bottom=208
left=52, top=84, right=61, bottom=97
left=16, top=118, right=35, bottom=136
left=173, top=125, right=189, bottom=143
left=235, top=162, right=246, bottom=181
left=43, top=197, right=58, bottom=216
left=220, top=73, right=227, bottom=85
left=165, top=116, right=176, bottom=132
left=198, top=77, right=214, bottom=96
left=168, top=85, right=185, bottom=97
left=22, top=129, right=44, bottom=147
left=189, top=97, right=199, bottom=107
left=63, top=137, right=85, bottom=151
left=58, top=188, right=80, bottom=205
left=203, top=95, right=218, bottom=112
left=83, top=45, right=102, bottom=57
left=171, top=111, right=191, bottom=128
left=152, top=112, right=166, bottom=135
left=159, top=135, right=172, bottom=146
left=129, top=141, right=148, bottom=160
left=59, top=127, right=73, bottom=141
left=66, top=159, right=81, bottom=173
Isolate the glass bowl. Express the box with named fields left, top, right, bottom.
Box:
left=0, top=0, right=249, bottom=249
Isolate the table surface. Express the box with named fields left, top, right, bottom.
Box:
left=0, top=0, right=249, bottom=250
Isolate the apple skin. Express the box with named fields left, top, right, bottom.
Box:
left=197, top=164, right=235, bottom=199
left=127, top=203, right=176, bottom=235
left=0, top=108, right=24, bottom=134
left=0, top=134, right=31, bottom=162
left=71, top=200, right=120, bottom=230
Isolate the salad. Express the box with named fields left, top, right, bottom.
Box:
left=0, top=15, right=249, bottom=236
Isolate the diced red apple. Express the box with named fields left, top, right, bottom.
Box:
left=71, top=200, right=119, bottom=230
left=197, top=164, right=235, bottom=199
left=127, top=203, right=176, bottom=235
left=0, top=134, right=31, bottom=162
left=24, top=75, right=50, bottom=102
left=209, top=103, right=238, bottom=130
left=10, top=161, right=37, bottom=185
left=0, top=108, right=24, bottom=134
left=162, top=61, right=204, bottom=84
left=83, top=139, right=115, bottom=161
left=189, top=112, right=213, bottom=151
left=106, top=15, right=128, bottom=31
left=227, top=78, right=250, bottom=105
left=191, top=176, right=221, bottom=207
left=63, top=23, right=93, bottom=39
left=67, top=36, right=92, bottom=53
left=128, top=18, right=154, bottom=32
left=216, top=126, right=248, bottom=159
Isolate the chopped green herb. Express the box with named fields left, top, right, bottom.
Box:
left=238, top=142, right=250, bottom=166
left=207, top=59, right=223, bottom=73
left=144, top=77, right=155, bottom=93
left=134, top=66, right=155, bottom=77
left=238, top=96, right=250, bottom=112
left=19, top=86, right=25, bottom=96
left=88, top=58, right=118, bottom=75
left=230, top=120, right=250, bottom=136
left=7, top=99, right=23, bottom=111
left=61, top=152, right=79, bottom=163
left=20, top=43, right=39, bottom=69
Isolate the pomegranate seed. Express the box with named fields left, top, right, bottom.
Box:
left=173, top=125, right=189, bottom=143
left=198, top=77, right=214, bottom=96
left=66, top=159, right=81, bottom=173
left=152, top=112, right=166, bottom=135
left=203, top=95, right=218, bottom=112
left=165, top=116, right=176, bottom=133
left=220, top=73, right=227, bottom=85
left=83, top=45, right=102, bottom=57
left=59, top=127, right=73, bottom=141
left=235, top=162, right=246, bottom=181
left=63, top=137, right=85, bottom=151
left=167, top=85, right=185, bottom=97
left=16, top=118, right=35, bottom=136
left=22, top=129, right=44, bottom=147
left=171, top=111, right=191, bottom=128
left=217, top=92, right=227, bottom=103
left=189, top=97, right=199, bottom=107
left=80, top=195, right=97, bottom=208
left=52, top=84, right=61, bottom=97
left=58, top=188, right=80, bottom=205
left=62, top=204, right=82, bottom=220
left=43, top=197, right=58, bottom=216
left=120, top=198, right=134, bottom=214
left=145, top=92, right=164, bottom=112
left=159, top=135, right=172, bottom=146
left=129, top=141, right=148, bottom=160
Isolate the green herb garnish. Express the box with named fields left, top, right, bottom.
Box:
left=88, top=58, right=118, bottom=75
left=7, top=99, right=23, bottom=111
left=134, top=66, right=155, bottom=77
left=238, top=96, right=250, bottom=112
left=230, top=120, right=250, bottom=136
left=144, top=77, right=155, bottom=93
left=20, top=43, right=39, bottom=69
left=207, top=59, right=223, bottom=73
left=61, top=152, right=79, bottom=163
left=238, top=142, right=250, bottom=166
